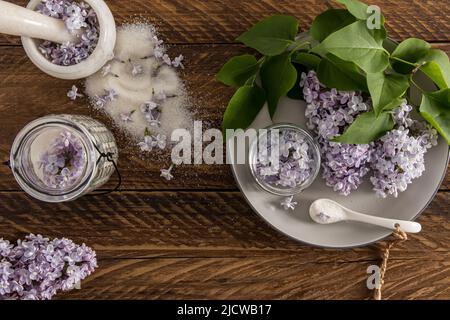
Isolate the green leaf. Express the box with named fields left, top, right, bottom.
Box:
left=260, top=53, right=298, bottom=117
left=310, top=9, right=356, bottom=42
left=419, top=89, right=450, bottom=144
left=222, top=85, right=266, bottom=132
left=291, top=51, right=322, bottom=69
left=337, top=0, right=369, bottom=20
left=317, top=53, right=368, bottom=92
left=287, top=63, right=307, bottom=100
left=419, top=49, right=450, bottom=89
left=333, top=111, right=394, bottom=144
left=312, top=20, right=390, bottom=73
left=391, top=38, right=431, bottom=74
left=367, top=72, right=409, bottom=115
left=216, top=55, right=261, bottom=87
left=370, top=24, right=386, bottom=46
left=236, top=15, right=298, bottom=56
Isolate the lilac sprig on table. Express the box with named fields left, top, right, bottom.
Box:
left=38, top=131, right=86, bottom=189
left=0, top=234, right=97, bottom=300
left=302, top=71, right=438, bottom=197
left=37, top=0, right=99, bottom=66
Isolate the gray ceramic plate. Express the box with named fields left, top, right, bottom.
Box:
left=228, top=73, right=449, bottom=248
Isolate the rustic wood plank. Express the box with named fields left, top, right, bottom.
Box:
left=0, top=45, right=449, bottom=191
left=0, top=191, right=448, bottom=260
left=0, top=0, right=448, bottom=302
left=1, top=0, right=450, bottom=45
left=54, top=256, right=449, bottom=299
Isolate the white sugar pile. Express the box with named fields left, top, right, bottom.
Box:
left=85, top=23, right=192, bottom=142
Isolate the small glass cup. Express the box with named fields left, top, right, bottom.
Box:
left=248, top=123, right=321, bottom=196
left=9, top=114, right=118, bottom=202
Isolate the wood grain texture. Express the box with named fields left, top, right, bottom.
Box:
left=0, top=190, right=448, bottom=299
left=56, top=257, right=450, bottom=300
left=1, top=0, right=450, bottom=45
left=0, top=191, right=448, bottom=259
left=0, top=0, right=448, bottom=300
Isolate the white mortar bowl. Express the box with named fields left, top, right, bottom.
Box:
left=21, top=0, right=116, bottom=80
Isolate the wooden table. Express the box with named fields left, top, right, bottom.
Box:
left=0, top=0, right=449, bottom=300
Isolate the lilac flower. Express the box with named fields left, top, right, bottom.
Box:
left=37, top=1, right=99, bottom=66
left=162, top=54, right=171, bottom=66
left=137, top=135, right=155, bottom=152
left=104, top=89, right=118, bottom=102
left=140, top=100, right=162, bottom=127
left=300, top=70, right=438, bottom=197
left=120, top=110, right=135, bottom=123
left=37, top=0, right=64, bottom=17
left=152, top=35, right=164, bottom=47
left=172, top=55, right=184, bottom=68
left=281, top=196, right=298, bottom=211
left=320, top=139, right=373, bottom=196
left=0, top=234, right=97, bottom=300
left=92, top=95, right=106, bottom=109
left=153, top=134, right=167, bottom=150
left=160, top=164, right=174, bottom=181
left=67, top=85, right=83, bottom=100
left=255, top=129, right=314, bottom=189
left=64, top=4, right=87, bottom=31
left=38, top=130, right=86, bottom=189
left=153, top=46, right=164, bottom=59
left=370, top=126, right=436, bottom=198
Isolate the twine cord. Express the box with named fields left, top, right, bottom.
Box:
left=373, top=224, right=408, bottom=300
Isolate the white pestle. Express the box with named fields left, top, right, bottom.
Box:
left=13, top=0, right=116, bottom=80
left=309, top=199, right=422, bottom=233
left=0, top=0, right=78, bottom=44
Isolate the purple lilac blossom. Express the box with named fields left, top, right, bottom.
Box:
left=150, top=34, right=184, bottom=69
left=280, top=196, right=298, bottom=211
left=137, top=133, right=167, bottom=152
left=37, top=0, right=99, bottom=66
left=301, top=71, right=438, bottom=197
left=38, top=131, right=86, bottom=189
left=370, top=102, right=438, bottom=198
left=255, top=129, right=314, bottom=189
left=0, top=234, right=97, bottom=300
left=139, top=91, right=167, bottom=128
left=67, top=85, right=83, bottom=100
left=301, top=70, right=373, bottom=195
left=160, top=164, right=174, bottom=181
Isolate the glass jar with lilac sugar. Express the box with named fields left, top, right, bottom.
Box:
left=9, top=114, right=118, bottom=202
left=249, top=123, right=321, bottom=196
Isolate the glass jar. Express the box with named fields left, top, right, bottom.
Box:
left=10, top=114, right=118, bottom=202
left=248, top=123, right=321, bottom=196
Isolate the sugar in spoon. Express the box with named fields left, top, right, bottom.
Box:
left=309, top=199, right=422, bottom=233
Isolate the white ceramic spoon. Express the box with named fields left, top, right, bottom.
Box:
left=309, top=199, right=422, bottom=233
